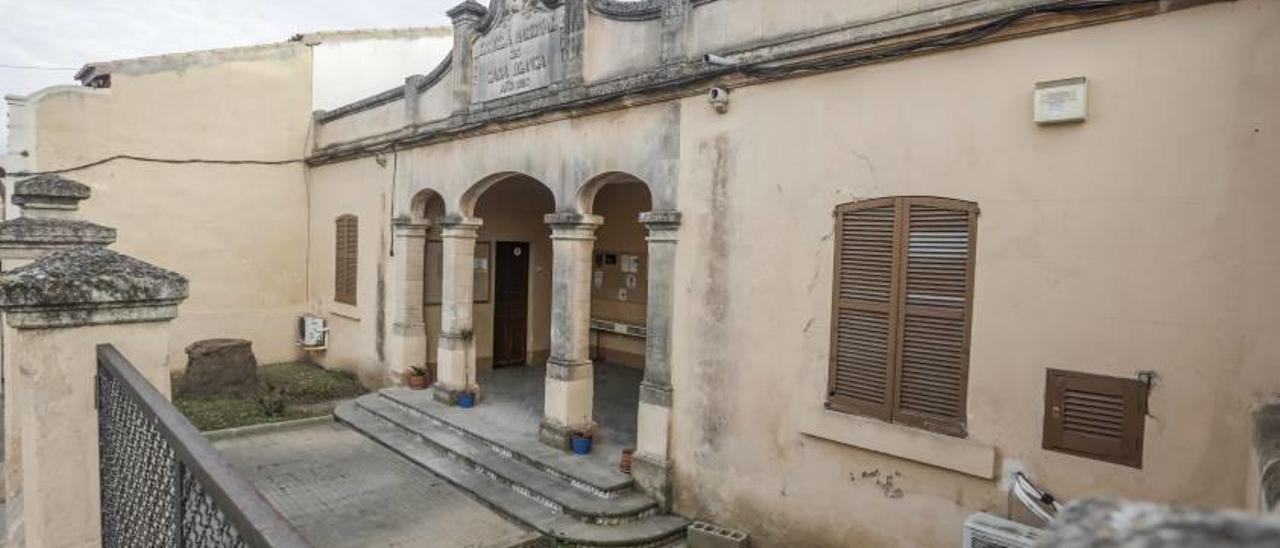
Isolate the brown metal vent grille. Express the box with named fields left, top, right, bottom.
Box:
left=1044, top=369, right=1147, bottom=468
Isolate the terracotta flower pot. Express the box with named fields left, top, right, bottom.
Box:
left=408, top=375, right=429, bottom=390
left=620, top=448, right=635, bottom=474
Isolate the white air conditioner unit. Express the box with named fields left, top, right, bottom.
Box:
left=298, top=315, right=328, bottom=350
left=963, top=513, right=1042, bottom=548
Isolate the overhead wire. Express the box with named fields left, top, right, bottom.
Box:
left=2, top=0, right=1156, bottom=178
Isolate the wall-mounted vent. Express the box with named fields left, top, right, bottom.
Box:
left=1043, top=369, right=1147, bottom=468
left=963, top=513, right=1041, bottom=548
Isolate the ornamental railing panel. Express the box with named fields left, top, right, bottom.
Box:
left=96, top=344, right=310, bottom=548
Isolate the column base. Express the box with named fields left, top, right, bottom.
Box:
left=431, top=383, right=461, bottom=405
left=631, top=452, right=673, bottom=511
left=538, top=418, right=596, bottom=452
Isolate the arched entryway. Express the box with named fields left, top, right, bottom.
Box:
left=576, top=174, right=653, bottom=462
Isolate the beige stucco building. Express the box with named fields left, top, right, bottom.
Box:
left=5, top=0, right=1280, bottom=546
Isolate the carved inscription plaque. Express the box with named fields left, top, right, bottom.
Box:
left=473, top=5, right=564, bottom=103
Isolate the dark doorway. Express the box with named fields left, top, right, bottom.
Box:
left=493, top=241, right=530, bottom=367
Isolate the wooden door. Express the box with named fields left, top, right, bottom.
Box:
left=493, top=241, right=530, bottom=367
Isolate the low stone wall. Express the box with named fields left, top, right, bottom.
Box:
left=1037, top=499, right=1280, bottom=548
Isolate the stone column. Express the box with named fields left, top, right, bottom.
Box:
left=632, top=210, right=680, bottom=509
left=0, top=175, right=117, bottom=544
left=447, top=1, right=487, bottom=114
left=660, top=0, right=693, bottom=64
left=433, top=215, right=482, bottom=403
left=539, top=212, right=603, bottom=450
left=384, top=218, right=430, bottom=385
left=0, top=246, right=188, bottom=548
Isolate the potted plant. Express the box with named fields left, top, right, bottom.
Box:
left=619, top=447, right=635, bottom=474
left=571, top=426, right=597, bottom=456
left=457, top=391, right=476, bottom=408
left=406, top=366, right=430, bottom=390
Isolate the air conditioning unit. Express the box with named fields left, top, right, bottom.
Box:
left=963, top=513, right=1042, bottom=548
left=298, top=315, right=328, bottom=350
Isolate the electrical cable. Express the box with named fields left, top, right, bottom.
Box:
left=1011, top=472, right=1062, bottom=523
left=738, top=0, right=1157, bottom=78
left=0, top=64, right=79, bottom=71
left=4, top=154, right=304, bottom=178
left=4, top=0, right=1156, bottom=177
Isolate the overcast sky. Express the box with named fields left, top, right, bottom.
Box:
left=0, top=0, right=466, bottom=146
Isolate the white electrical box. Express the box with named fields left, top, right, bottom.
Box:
left=1034, top=77, right=1087, bottom=124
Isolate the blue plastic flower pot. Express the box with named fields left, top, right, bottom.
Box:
left=571, top=436, right=593, bottom=455
left=457, top=392, right=475, bottom=409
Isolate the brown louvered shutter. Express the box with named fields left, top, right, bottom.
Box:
left=892, top=198, right=977, bottom=436
left=828, top=198, right=898, bottom=421
left=829, top=197, right=977, bottom=437
left=1043, top=369, right=1146, bottom=468
left=335, top=215, right=358, bottom=305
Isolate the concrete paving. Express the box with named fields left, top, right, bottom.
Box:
left=212, top=420, right=542, bottom=548
left=472, top=362, right=642, bottom=472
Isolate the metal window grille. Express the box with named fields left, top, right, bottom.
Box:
left=96, top=344, right=310, bottom=547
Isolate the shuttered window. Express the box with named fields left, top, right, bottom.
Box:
left=1043, top=369, right=1147, bottom=468
left=828, top=197, right=977, bottom=437
left=335, top=215, right=358, bottom=305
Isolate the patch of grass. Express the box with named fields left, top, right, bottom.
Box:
left=259, top=361, right=366, bottom=403
left=174, top=397, right=316, bottom=432
left=174, top=361, right=367, bottom=431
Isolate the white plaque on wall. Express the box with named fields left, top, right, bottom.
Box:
left=473, top=2, right=564, bottom=103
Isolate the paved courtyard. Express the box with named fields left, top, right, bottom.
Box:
left=212, top=420, right=542, bottom=548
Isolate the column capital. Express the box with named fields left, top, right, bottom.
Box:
left=545, top=211, right=603, bottom=228
left=392, top=217, right=430, bottom=238
left=641, top=210, right=681, bottom=242
left=545, top=212, right=602, bottom=240
left=439, top=214, right=482, bottom=238
left=640, top=210, right=681, bottom=229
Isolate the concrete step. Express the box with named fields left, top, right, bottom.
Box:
left=336, top=401, right=688, bottom=547
left=379, top=387, right=635, bottom=496
left=353, top=394, right=658, bottom=523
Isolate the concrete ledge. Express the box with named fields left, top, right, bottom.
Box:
left=327, top=302, right=362, bottom=321
left=203, top=415, right=336, bottom=441
left=800, top=406, right=996, bottom=479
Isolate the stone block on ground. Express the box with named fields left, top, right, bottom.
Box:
left=179, top=338, right=263, bottom=398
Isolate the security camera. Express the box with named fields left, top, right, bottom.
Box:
left=707, top=87, right=730, bottom=114
left=703, top=54, right=736, bottom=67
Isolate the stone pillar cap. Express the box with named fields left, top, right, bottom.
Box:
left=0, top=245, right=189, bottom=328
left=12, top=174, right=91, bottom=208
left=0, top=217, right=117, bottom=248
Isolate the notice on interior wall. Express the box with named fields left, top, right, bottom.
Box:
left=621, top=254, right=640, bottom=273
left=591, top=249, right=647, bottom=304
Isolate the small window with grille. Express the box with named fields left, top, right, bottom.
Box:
left=827, top=196, right=978, bottom=437
left=1042, top=369, right=1147, bottom=468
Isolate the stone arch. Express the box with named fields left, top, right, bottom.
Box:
left=409, top=188, right=447, bottom=225
left=574, top=171, right=654, bottom=215
left=458, top=171, right=555, bottom=218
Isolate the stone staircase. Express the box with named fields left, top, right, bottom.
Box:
left=336, top=390, right=688, bottom=547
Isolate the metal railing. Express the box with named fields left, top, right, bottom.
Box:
left=96, top=344, right=311, bottom=548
